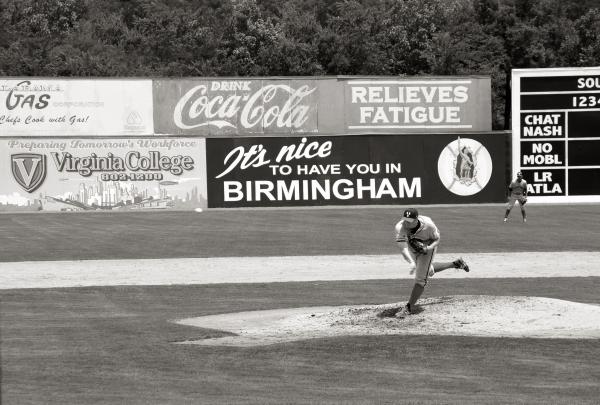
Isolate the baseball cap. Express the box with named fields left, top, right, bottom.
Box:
left=402, top=208, right=419, bottom=222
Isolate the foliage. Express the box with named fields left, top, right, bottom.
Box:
left=0, top=0, right=598, bottom=128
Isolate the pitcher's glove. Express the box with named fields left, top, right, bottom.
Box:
left=408, top=237, right=428, bottom=254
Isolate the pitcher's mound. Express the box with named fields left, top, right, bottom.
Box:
left=175, top=295, right=600, bottom=347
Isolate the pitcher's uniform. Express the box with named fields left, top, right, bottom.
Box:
left=395, top=215, right=440, bottom=287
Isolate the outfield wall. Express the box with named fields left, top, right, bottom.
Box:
left=1, top=76, right=507, bottom=212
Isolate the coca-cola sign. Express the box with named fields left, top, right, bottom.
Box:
left=155, top=79, right=320, bottom=135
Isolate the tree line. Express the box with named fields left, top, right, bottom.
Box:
left=1, top=0, right=599, bottom=128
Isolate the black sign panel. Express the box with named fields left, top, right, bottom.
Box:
left=521, top=93, right=600, bottom=110
left=520, top=169, right=565, bottom=196
left=520, top=112, right=564, bottom=138
left=569, top=169, right=600, bottom=195
left=569, top=111, right=600, bottom=138
left=568, top=140, right=600, bottom=166
left=206, top=134, right=507, bottom=208
left=521, top=76, right=600, bottom=92
left=520, top=141, right=565, bottom=167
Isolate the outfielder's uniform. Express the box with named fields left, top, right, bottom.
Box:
left=507, top=179, right=528, bottom=208
left=395, top=215, right=440, bottom=287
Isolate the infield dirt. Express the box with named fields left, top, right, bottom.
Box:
left=2, top=251, right=599, bottom=289
left=175, top=295, right=600, bottom=346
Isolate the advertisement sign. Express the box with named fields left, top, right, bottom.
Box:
left=154, top=77, right=491, bottom=136
left=344, top=78, right=491, bottom=132
left=0, top=79, right=154, bottom=136
left=512, top=67, right=600, bottom=202
left=1, top=138, right=206, bottom=212
left=154, top=79, right=323, bottom=136
left=206, top=133, right=506, bottom=208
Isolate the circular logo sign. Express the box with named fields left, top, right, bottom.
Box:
left=437, top=138, right=493, bottom=196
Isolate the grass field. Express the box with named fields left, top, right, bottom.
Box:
left=1, top=204, right=600, bottom=404
left=1, top=204, right=600, bottom=261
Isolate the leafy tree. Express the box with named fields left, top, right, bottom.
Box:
left=0, top=0, right=598, bottom=128
left=127, top=8, right=219, bottom=75
left=214, top=0, right=286, bottom=75
left=0, top=0, right=87, bottom=75
left=575, top=8, right=600, bottom=66
left=276, top=1, right=324, bottom=75
left=316, top=1, right=387, bottom=74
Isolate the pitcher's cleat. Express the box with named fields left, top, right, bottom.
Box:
left=395, top=304, right=412, bottom=319
left=454, top=257, right=470, bottom=272
left=503, top=217, right=508, bottom=222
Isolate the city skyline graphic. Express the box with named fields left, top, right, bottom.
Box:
left=1, top=175, right=206, bottom=211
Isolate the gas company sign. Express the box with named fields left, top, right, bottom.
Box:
left=0, top=79, right=154, bottom=136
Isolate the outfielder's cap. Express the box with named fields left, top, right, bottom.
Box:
left=402, top=208, right=419, bottom=222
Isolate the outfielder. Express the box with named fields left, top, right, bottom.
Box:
left=504, top=171, right=528, bottom=222
left=379, top=208, right=470, bottom=319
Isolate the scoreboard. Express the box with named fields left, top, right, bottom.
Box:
left=512, top=67, right=600, bottom=203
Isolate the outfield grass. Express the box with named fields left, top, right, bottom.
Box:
left=1, top=204, right=600, bottom=404
left=1, top=204, right=600, bottom=261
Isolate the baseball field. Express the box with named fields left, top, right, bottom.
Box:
left=1, top=204, right=599, bottom=404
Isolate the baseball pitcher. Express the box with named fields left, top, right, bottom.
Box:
left=378, top=208, right=470, bottom=319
